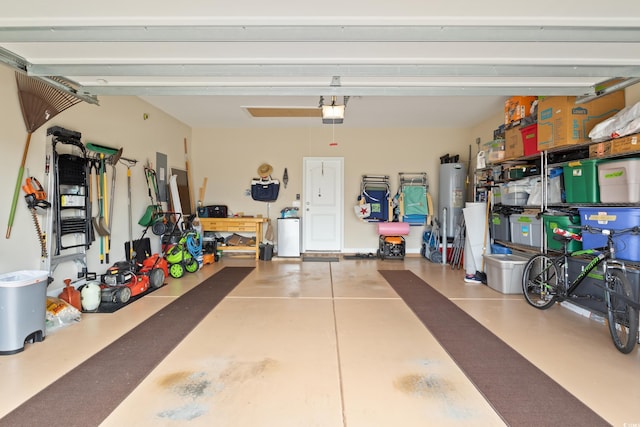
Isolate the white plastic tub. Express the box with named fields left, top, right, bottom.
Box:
left=483, top=254, right=528, bottom=294
left=598, top=158, right=640, bottom=203
left=501, top=181, right=529, bottom=206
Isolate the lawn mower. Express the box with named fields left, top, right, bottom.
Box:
left=165, top=229, right=201, bottom=278
left=99, top=254, right=168, bottom=303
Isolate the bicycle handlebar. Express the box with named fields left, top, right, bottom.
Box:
left=582, top=225, right=640, bottom=236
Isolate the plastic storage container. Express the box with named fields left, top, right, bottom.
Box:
left=509, top=213, right=542, bottom=247
left=483, top=254, right=529, bottom=294
left=520, top=124, right=540, bottom=156
left=491, top=185, right=502, bottom=205
left=259, top=243, right=274, bottom=260
left=501, top=182, right=529, bottom=206
left=484, top=139, right=505, bottom=163
left=0, top=270, right=48, bottom=355
left=598, top=158, right=640, bottom=203
left=491, top=212, right=511, bottom=241
left=579, top=207, right=640, bottom=262
left=563, top=159, right=602, bottom=203
left=542, top=214, right=582, bottom=252
left=490, top=243, right=512, bottom=254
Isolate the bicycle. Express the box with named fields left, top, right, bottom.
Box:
left=521, top=225, right=640, bottom=354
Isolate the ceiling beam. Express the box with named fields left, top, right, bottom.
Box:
left=0, top=45, right=28, bottom=72
left=78, top=84, right=594, bottom=97
left=28, top=63, right=640, bottom=78
left=2, top=25, right=640, bottom=43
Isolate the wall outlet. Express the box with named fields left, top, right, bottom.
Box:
left=292, top=200, right=301, bottom=208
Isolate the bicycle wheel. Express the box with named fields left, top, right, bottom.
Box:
left=522, top=254, right=560, bottom=310
left=606, top=269, right=639, bottom=354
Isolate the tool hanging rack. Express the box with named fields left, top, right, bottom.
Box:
left=42, top=126, right=138, bottom=284
left=84, top=141, right=136, bottom=264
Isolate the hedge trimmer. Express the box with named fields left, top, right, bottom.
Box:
left=22, top=177, right=50, bottom=257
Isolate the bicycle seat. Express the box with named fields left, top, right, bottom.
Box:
left=552, top=234, right=572, bottom=242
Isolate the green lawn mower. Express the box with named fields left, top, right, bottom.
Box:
left=165, top=230, right=201, bottom=278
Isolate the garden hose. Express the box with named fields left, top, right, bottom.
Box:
left=185, top=231, right=202, bottom=260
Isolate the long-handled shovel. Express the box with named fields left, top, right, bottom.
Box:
left=90, top=159, right=107, bottom=237
left=102, top=156, right=111, bottom=264
left=106, top=148, right=122, bottom=235
left=103, top=150, right=122, bottom=265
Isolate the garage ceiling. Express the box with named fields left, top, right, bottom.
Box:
left=2, top=2, right=640, bottom=128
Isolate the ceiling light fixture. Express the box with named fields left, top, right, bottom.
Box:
left=320, top=95, right=346, bottom=124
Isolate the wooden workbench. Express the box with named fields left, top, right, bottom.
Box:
left=198, top=217, right=268, bottom=259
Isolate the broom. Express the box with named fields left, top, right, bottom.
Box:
left=6, top=73, right=85, bottom=238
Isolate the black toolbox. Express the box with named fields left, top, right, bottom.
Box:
left=197, top=205, right=228, bottom=218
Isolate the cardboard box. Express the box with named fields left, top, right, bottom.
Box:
left=505, top=96, right=536, bottom=125
left=537, top=91, right=625, bottom=151
left=504, top=127, right=524, bottom=159
left=611, top=133, right=640, bottom=155
left=589, top=140, right=613, bottom=158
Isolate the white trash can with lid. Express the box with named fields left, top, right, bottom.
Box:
left=0, top=270, right=48, bottom=355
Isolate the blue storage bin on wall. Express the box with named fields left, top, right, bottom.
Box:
left=579, top=207, right=640, bottom=262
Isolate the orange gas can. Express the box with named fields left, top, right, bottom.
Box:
left=58, top=278, right=82, bottom=311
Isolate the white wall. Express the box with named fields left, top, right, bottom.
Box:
left=0, top=66, right=191, bottom=292
left=191, top=126, right=475, bottom=253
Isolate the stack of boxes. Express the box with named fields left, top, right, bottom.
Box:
left=503, top=96, right=538, bottom=160
left=502, top=91, right=626, bottom=159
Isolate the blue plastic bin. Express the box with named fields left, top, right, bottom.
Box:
left=491, top=243, right=512, bottom=254
left=579, top=207, right=640, bottom=262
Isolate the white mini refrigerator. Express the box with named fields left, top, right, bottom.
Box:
left=277, top=218, right=301, bottom=257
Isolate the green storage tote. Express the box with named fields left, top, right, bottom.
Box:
left=563, top=159, right=602, bottom=203
left=542, top=214, right=582, bottom=252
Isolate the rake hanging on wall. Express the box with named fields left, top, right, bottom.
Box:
left=6, top=73, right=87, bottom=239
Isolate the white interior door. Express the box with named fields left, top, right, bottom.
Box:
left=302, top=157, right=344, bottom=252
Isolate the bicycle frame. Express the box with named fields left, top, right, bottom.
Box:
left=524, top=225, right=640, bottom=353
left=556, top=236, right=640, bottom=311
left=563, top=250, right=609, bottom=294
